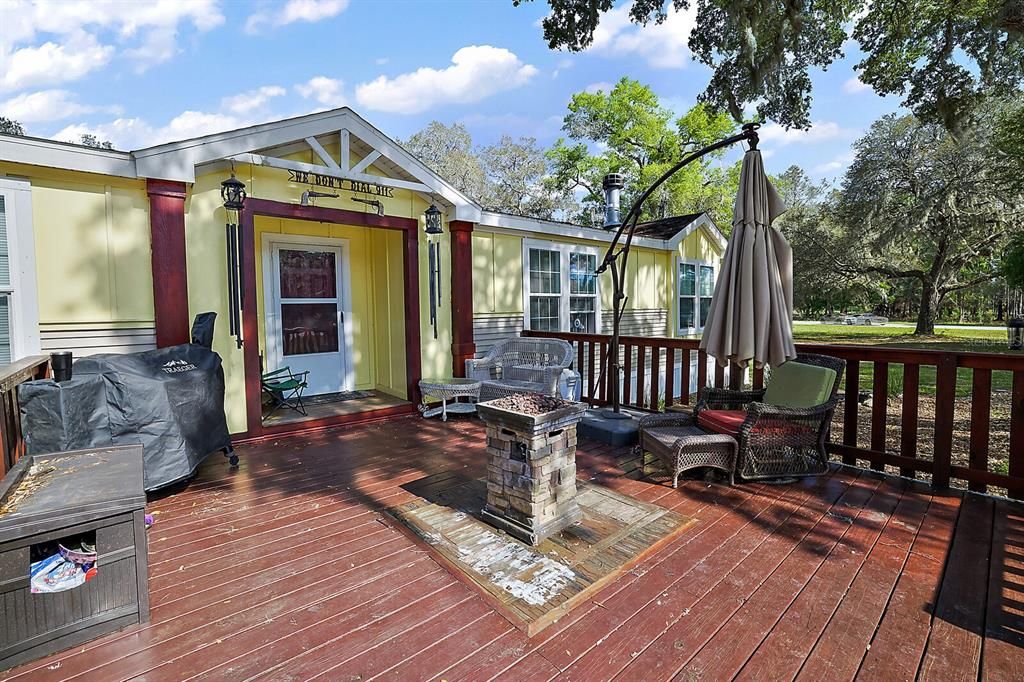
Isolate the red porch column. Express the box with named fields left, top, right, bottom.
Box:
left=146, top=179, right=190, bottom=347
left=449, top=220, right=476, bottom=377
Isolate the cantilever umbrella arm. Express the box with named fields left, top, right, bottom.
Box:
left=596, top=122, right=761, bottom=413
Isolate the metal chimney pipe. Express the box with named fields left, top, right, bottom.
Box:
left=602, top=173, right=624, bottom=229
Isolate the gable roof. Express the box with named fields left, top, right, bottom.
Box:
left=131, top=107, right=482, bottom=221
left=0, top=107, right=728, bottom=253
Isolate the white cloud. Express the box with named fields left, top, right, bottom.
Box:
left=0, top=34, right=114, bottom=92
left=0, top=1, right=224, bottom=79
left=842, top=76, right=871, bottom=94
left=552, top=57, right=573, bottom=79
left=813, top=150, right=856, bottom=174
left=54, top=109, right=253, bottom=150
left=295, top=76, right=346, bottom=108
left=758, top=121, right=859, bottom=147
left=584, top=82, right=613, bottom=94
left=221, top=85, right=287, bottom=115
left=375, top=57, right=389, bottom=66
left=246, top=0, right=349, bottom=34
left=0, top=89, right=120, bottom=123
left=587, top=5, right=695, bottom=69
left=355, top=46, right=537, bottom=114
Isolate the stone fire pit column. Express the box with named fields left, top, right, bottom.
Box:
left=476, top=394, right=587, bottom=546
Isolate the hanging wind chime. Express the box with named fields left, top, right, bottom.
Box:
left=424, top=201, right=444, bottom=339
left=221, top=169, right=247, bottom=348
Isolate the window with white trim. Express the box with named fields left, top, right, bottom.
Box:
left=525, top=242, right=599, bottom=333
left=678, top=261, right=715, bottom=332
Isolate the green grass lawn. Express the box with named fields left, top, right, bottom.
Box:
left=791, top=324, right=1014, bottom=397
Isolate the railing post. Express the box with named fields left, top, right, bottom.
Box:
left=870, top=361, right=889, bottom=471
left=932, top=355, right=957, bottom=491
left=900, top=364, right=920, bottom=478
left=968, top=368, right=991, bottom=494
left=650, top=347, right=661, bottom=411
left=843, top=359, right=860, bottom=465
left=680, top=349, right=691, bottom=405
left=623, top=342, right=633, bottom=407
left=1010, top=371, right=1024, bottom=500
left=664, top=347, right=675, bottom=409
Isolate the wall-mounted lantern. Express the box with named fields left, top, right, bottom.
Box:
left=425, top=202, right=444, bottom=339
left=221, top=171, right=246, bottom=348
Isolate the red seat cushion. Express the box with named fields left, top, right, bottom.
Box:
left=698, top=410, right=746, bottom=435
left=698, top=409, right=816, bottom=438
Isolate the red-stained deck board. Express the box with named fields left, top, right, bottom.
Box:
left=794, top=486, right=933, bottom=681
left=175, top=570, right=464, bottom=681
left=622, top=475, right=864, bottom=675
left=536, top=476, right=805, bottom=672
left=548, top=464, right=843, bottom=671
left=733, top=476, right=908, bottom=681
left=633, top=472, right=879, bottom=681
left=982, top=500, right=1024, bottom=682
left=918, top=495, right=994, bottom=681
left=677, top=473, right=883, bottom=681
left=853, top=490, right=963, bottom=681
left=1, top=417, right=1020, bottom=682
left=381, top=611, right=515, bottom=682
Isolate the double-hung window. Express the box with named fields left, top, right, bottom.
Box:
left=678, top=260, right=715, bottom=333
left=525, top=241, right=599, bottom=333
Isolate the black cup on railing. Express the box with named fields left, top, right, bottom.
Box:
left=51, top=351, right=73, bottom=383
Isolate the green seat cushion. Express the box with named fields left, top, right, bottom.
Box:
left=762, top=361, right=837, bottom=409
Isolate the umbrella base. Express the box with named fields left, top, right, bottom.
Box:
left=579, top=409, right=639, bottom=447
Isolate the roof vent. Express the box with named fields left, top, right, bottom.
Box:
left=602, top=173, right=624, bottom=230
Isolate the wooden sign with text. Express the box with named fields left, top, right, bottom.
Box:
left=288, top=169, right=395, bottom=197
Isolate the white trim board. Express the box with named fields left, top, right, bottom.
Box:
left=0, top=134, right=137, bottom=179
left=0, top=176, right=41, bottom=360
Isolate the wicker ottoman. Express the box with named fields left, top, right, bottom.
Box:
left=637, top=414, right=737, bottom=488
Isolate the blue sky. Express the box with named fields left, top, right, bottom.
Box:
left=0, top=0, right=904, bottom=180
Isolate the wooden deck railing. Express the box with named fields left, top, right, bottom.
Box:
left=0, top=355, right=50, bottom=477
left=523, top=330, right=1024, bottom=500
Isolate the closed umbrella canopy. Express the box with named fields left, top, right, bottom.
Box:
left=700, top=148, right=797, bottom=369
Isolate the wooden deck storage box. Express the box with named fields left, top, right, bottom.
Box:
left=0, top=446, right=148, bottom=670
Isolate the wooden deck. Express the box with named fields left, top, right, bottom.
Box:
left=3, top=416, right=1022, bottom=681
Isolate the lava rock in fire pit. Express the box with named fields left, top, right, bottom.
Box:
left=486, top=393, right=570, bottom=415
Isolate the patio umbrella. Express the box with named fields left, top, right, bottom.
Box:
left=699, top=147, right=797, bottom=369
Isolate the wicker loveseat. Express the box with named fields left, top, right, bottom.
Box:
left=465, top=337, right=575, bottom=402
left=692, top=353, right=846, bottom=480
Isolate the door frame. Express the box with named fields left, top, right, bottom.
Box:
left=262, top=233, right=355, bottom=393
left=239, top=198, right=422, bottom=438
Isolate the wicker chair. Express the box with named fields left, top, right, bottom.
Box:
left=693, top=353, right=846, bottom=480
left=465, top=337, right=575, bottom=401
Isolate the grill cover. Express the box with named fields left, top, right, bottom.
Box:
left=21, top=344, right=232, bottom=491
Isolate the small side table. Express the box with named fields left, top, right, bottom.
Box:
left=418, top=377, right=482, bottom=421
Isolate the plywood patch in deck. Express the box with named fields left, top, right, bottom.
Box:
left=387, top=474, right=696, bottom=635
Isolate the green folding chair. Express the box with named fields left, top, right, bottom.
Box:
left=261, top=367, right=310, bottom=420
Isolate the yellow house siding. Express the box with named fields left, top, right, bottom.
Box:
left=678, top=227, right=721, bottom=262
left=0, top=163, right=154, bottom=326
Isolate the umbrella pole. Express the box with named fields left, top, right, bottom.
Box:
left=597, top=123, right=762, bottom=413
